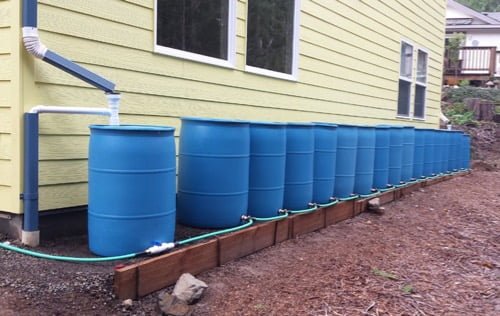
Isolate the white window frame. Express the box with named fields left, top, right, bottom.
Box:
left=413, top=48, right=429, bottom=120
left=153, top=0, right=237, bottom=68
left=397, top=40, right=414, bottom=118
left=244, top=0, right=301, bottom=81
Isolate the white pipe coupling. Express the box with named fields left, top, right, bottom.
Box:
left=106, top=93, right=121, bottom=126
left=22, top=27, right=48, bottom=59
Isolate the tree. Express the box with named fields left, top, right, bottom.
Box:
left=456, top=0, right=500, bottom=12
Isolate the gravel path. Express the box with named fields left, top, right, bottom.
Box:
left=1, top=170, right=499, bottom=315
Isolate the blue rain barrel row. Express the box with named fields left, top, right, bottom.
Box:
left=354, top=126, right=376, bottom=195
left=248, top=122, right=286, bottom=218
left=422, top=129, right=435, bottom=177
left=401, top=126, right=415, bottom=182
left=88, top=125, right=176, bottom=256
left=413, top=129, right=425, bottom=179
left=373, top=126, right=391, bottom=190
left=312, top=123, right=338, bottom=204
left=388, top=126, right=404, bottom=185
left=177, top=117, right=250, bottom=228
left=334, top=124, right=358, bottom=199
left=283, top=123, right=314, bottom=210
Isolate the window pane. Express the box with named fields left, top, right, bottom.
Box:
left=400, top=42, right=413, bottom=78
left=414, top=85, right=426, bottom=118
left=416, top=50, right=428, bottom=84
left=397, top=80, right=411, bottom=116
left=246, top=0, right=295, bottom=74
left=156, top=0, right=229, bottom=60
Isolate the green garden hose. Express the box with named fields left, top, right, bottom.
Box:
left=251, top=213, right=289, bottom=221
left=339, top=194, right=359, bottom=201
left=0, top=242, right=138, bottom=262
left=176, top=218, right=254, bottom=246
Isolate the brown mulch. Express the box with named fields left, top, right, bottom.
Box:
left=193, top=171, right=500, bottom=316
left=1, top=170, right=499, bottom=315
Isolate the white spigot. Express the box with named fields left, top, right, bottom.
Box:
left=106, top=93, right=121, bottom=126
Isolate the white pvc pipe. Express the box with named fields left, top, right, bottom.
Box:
left=29, top=105, right=111, bottom=116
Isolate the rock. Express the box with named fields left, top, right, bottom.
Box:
left=172, top=273, right=208, bottom=304
left=368, top=198, right=380, bottom=209
left=158, top=293, right=193, bottom=316
left=121, top=299, right=133, bottom=308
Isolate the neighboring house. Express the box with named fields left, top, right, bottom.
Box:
left=0, top=0, right=446, bottom=238
left=445, top=0, right=500, bottom=85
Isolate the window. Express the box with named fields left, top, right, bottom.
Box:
left=245, top=0, right=300, bottom=80
left=155, top=0, right=235, bottom=67
left=397, top=41, right=413, bottom=117
left=414, top=49, right=428, bottom=119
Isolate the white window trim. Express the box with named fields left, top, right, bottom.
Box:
left=415, top=48, right=428, bottom=87
left=396, top=40, right=414, bottom=118
left=397, top=79, right=412, bottom=118
left=413, top=48, right=429, bottom=120
left=399, top=40, right=414, bottom=81
left=244, top=0, right=301, bottom=81
left=153, top=0, right=236, bottom=68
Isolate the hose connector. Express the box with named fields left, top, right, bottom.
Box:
left=278, top=209, right=288, bottom=214
left=241, top=215, right=252, bottom=222
left=145, top=242, right=175, bottom=255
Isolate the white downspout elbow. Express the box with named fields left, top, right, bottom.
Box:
left=22, top=27, right=48, bottom=59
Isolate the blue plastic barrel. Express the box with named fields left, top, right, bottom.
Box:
left=334, top=124, right=358, bottom=199
left=388, top=126, right=404, bottom=185
left=88, top=125, right=176, bottom=256
left=177, top=117, right=250, bottom=228
left=248, top=122, right=286, bottom=218
left=401, top=126, right=415, bottom=182
left=441, top=131, right=450, bottom=173
left=440, top=130, right=449, bottom=174
left=462, top=133, right=471, bottom=169
left=354, top=126, right=376, bottom=195
left=432, top=130, right=442, bottom=175
left=283, top=123, right=314, bottom=210
left=451, top=131, right=462, bottom=171
left=422, top=129, right=435, bottom=177
left=445, top=130, right=453, bottom=173
left=373, top=126, right=390, bottom=190
left=313, top=123, right=338, bottom=204
left=413, top=129, right=425, bottom=179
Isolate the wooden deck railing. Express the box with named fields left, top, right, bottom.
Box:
left=445, top=46, right=497, bottom=76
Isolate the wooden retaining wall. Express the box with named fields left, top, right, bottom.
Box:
left=114, top=173, right=461, bottom=299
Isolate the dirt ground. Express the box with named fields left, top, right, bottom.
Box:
left=0, top=168, right=498, bottom=315
left=1, top=122, right=499, bottom=315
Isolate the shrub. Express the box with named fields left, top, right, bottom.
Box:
left=444, top=103, right=477, bottom=126
left=443, top=86, right=500, bottom=104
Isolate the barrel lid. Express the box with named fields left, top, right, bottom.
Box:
left=89, top=124, right=175, bottom=132
left=375, top=125, right=390, bottom=129
left=181, top=116, right=249, bottom=124
left=357, top=125, right=375, bottom=129
left=313, top=122, right=338, bottom=128
left=287, top=122, right=314, bottom=127
left=249, top=121, right=286, bottom=126
left=336, top=123, right=359, bottom=128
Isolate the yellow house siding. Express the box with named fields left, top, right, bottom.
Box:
left=0, top=0, right=23, bottom=213
left=15, top=0, right=445, bottom=211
